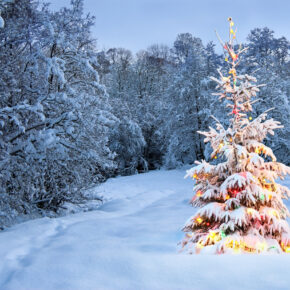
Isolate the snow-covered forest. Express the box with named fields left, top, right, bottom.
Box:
left=0, top=0, right=289, bottom=229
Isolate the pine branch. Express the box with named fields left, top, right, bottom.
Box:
left=210, top=115, right=225, bottom=130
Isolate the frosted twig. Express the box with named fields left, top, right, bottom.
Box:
left=250, top=99, right=260, bottom=105
left=255, top=107, right=275, bottom=120
left=217, top=68, right=224, bottom=79
left=210, top=115, right=225, bottom=130
left=252, top=68, right=260, bottom=74
left=215, top=30, right=225, bottom=49
left=238, top=47, right=248, bottom=55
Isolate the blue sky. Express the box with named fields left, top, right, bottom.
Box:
left=48, top=0, right=290, bottom=52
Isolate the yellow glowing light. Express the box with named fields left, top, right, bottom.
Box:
left=234, top=247, right=241, bottom=254
left=225, top=195, right=230, bottom=200
left=196, top=191, right=202, bottom=197
left=225, top=57, right=228, bottom=62
left=225, top=239, right=244, bottom=253
left=255, top=148, right=260, bottom=153
left=214, top=156, right=217, bottom=159
left=209, top=231, right=216, bottom=239
left=196, top=241, right=204, bottom=249
left=247, top=208, right=255, bottom=214
left=270, top=210, right=278, bottom=218
left=229, top=68, right=236, bottom=76
left=208, top=231, right=221, bottom=244
left=257, top=242, right=267, bottom=252
left=196, top=217, right=203, bottom=224
left=269, top=194, right=272, bottom=200
left=193, top=174, right=197, bottom=179
left=249, top=116, right=252, bottom=120
left=230, top=21, right=234, bottom=27
left=285, top=247, right=290, bottom=253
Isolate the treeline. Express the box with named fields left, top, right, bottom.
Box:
left=0, top=0, right=289, bottom=227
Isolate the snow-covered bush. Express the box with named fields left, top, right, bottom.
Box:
left=0, top=0, right=116, bottom=227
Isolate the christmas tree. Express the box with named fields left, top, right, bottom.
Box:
left=182, top=18, right=290, bottom=254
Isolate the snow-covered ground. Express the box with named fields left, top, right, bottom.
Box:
left=0, top=168, right=290, bottom=290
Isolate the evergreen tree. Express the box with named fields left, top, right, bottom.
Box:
left=242, top=28, right=290, bottom=164
left=182, top=18, right=290, bottom=254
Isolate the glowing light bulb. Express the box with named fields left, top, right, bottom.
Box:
left=209, top=232, right=216, bottom=239
left=220, top=230, right=226, bottom=238
left=196, top=241, right=204, bottom=249
left=257, top=242, right=267, bottom=252
left=225, top=195, right=230, bottom=200
left=247, top=208, right=255, bottom=214
left=214, top=156, right=217, bottom=159
left=285, top=247, right=290, bottom=253
left=196, top=217, right=203, bottom=224
left=196, top=191, right=202, bottom=197
left=270, top=210, right=278, bottom=218
left=249, top=116, right=252, bottom=120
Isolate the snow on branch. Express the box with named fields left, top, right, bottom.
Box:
left=220, top=172, right=255, bottom=196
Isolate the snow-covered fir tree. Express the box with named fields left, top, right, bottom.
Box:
left=182, top=18, right=290, bottom=254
